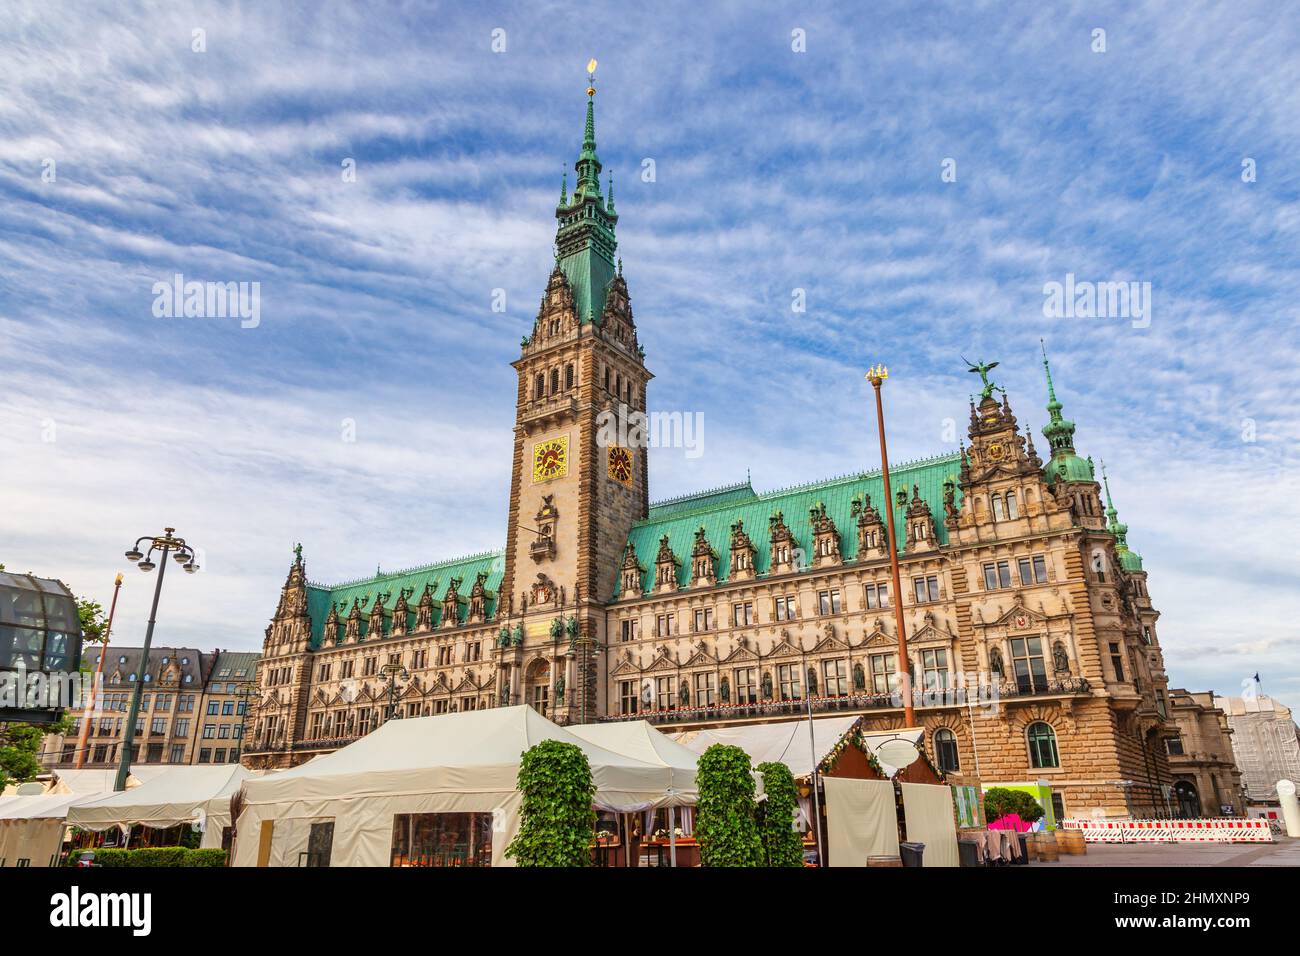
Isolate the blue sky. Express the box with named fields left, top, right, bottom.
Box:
left=1, top=1, right=1297, bottom=710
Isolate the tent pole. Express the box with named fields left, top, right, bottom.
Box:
left=668, top=803, right=677, bottom=868
left=805, top=694, right=825, bottom=865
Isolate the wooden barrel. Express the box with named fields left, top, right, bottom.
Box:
left=867, top=854, right=903, bottom=867
left=1035, top=831, right=1059, bottom=862
left=1056, top=830, right=1087, bottom=855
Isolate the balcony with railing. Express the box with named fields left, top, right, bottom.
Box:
left=598, top=677, right=1091, bottom=727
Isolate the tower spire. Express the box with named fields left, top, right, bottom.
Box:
left=553, top=59, right=618, bottom=327
left=1039, top=340, right=1093, bottom=483
left=1100, top=461, right=1143, bottom=570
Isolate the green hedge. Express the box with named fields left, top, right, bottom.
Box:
left=695, top=744, right=764, bottom=867
left=505, top=739, right=596, bottom=867
left=65, top=847, right=227, bottom=868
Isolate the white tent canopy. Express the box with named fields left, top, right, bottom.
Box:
left=568, top=721, right=699, bottom=800
left=68, top=764, right=253, bottom=849
left=672, top=717, right=925, bottom=778
left=233, top=706, right=690, bottom=868
left=49, top=766, right=169, bottom=794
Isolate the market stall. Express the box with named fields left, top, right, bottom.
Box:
left=231, top=706, right=686, bottom=868
left=68, top=764, right=254, bottom=850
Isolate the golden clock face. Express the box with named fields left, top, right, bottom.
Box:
left=607, top=446, right=634, bottom=485
left=988, top=441, right=1005, bottom=461
left=532, top=436, right=569, bottom=482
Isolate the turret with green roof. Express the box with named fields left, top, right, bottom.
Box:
left=553, top=67, right=618, bottom=325
left=1040, top=340, right=1095, bottom=485
left=1101, top=462, right=1144, bottom=572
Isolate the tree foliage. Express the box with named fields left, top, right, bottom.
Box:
left=505, top=740, right=596, bottom=867
left=983, top=787, right=1045, bottom=824
left=755, top=761, right=804, bottom=866
left=695, top=744, right=764, bottom=867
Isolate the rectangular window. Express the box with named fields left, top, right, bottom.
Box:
left=150, top=717, right=166, bottom=735
left=694, top=672, right=715, bottom=707
left=1166, top=736, right=1185, bottom=756
left=197, top=748, right=211, bottom=764
left=777, top=664, right=802, bottom=701
left=773, top=595, right=796, bottom=621
left=207, top=701, right=219, bottom=715
left=921, top=648, right=949, bottom=691
left=655, top=676, right=674, bottom=711
left=1009, top=636, right=1047, bottom=694
left=817, top=589, right=841, bottom=615
left=914, top=575, right=940, bottom=602
left=221, top=701, right=234, bottom=716
left=822, top=659, right=848, bottom=697
left=735, top=667, right=758, bottom=705
left=620, top=680, right=639, bottom=715
left=214, top=748, right=226, bottom=763
left=1109, top=642, right=1125, bottom=682
left=390, top=813, right=493, bottom=868
left=173, top=718, right=190, bottom=738
left=732, top=602, right=754, bottom=627
left=865, top=583, right=890, bottom=609
left=656, top=614, right=675, bottom=637
left=169, top=744, right=185, bottom=764
left=202, top=724, right=216, bottom=739
left=694, top=607, right=714, bottom=632
left=869, top=654, right=896, bottom=695
left=620, top=618, right=639, bottom=642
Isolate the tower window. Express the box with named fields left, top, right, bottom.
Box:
left=535, top=373, right=544, bottom=398
left=603, top=366, right=610, bottom=391
left=992, top=494, right=1004, bottom=521
left=565, top=364, right=574, bottom=390
left=1006, top=492, right=1019, bottom=519
left=550, top=369, right=559, bottom=393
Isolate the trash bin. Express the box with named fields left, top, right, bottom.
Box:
left=899, top=841, right=926, bottom=867
left=957, top=839, right=980, bottom=868
left=1015, top=833, right=1029, bottom=865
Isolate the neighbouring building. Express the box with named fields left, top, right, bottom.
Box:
left=1165, top=689, right=1245, bottom=817
left=1216, top=694, right=1300, bottom=805
left=39, top=646, right=258, bottom=769
left=246, top=76, right=1185, bottom=819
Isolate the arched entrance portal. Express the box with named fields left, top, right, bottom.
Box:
left=525, top=659, right=551, bottom=717
left=1173, top=780, right=1201, bottom=819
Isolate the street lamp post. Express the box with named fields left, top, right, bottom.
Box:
left=380, top=663, right=409, bottom=722
left=865, top=366, right=917, bottom=729
left=116, top=528, right=200, bottom=791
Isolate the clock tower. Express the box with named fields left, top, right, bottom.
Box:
left=497, top=67, right=652, bottom=721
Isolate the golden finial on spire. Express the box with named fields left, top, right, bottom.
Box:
left=586, top=58, right=597, bottom=96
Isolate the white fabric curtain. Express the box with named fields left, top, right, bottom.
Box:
left=822, top=777, right=898, bottom=867
left=901, top=783, right=959, bottom=867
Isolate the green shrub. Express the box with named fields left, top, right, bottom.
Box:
left=181, top=848, right=228, bottom=867
left=983, top=787, right=1045, bottom=824
left=506, top=740, right=597, bottom=867
left=61, top=846, right=227, bottom=867
left=755, top=761, right=804, bottom=867
left=695, top=744, right=763, bottom=867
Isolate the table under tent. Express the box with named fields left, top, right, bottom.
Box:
left=672, top=715, right=958, bottom=867
left=67, top=764, right=255, bottom=852
left=230, top=706, right=698, bottom=867
left=569, top=721, right=702, bottom=867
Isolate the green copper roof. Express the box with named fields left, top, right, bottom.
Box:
left=648, top=480, right=759, bottom=519
left=305, top=550, right=503, bottom=650
left=620, top=455, right=961, bottom=597
left=554, top=85, right=618, bottom=325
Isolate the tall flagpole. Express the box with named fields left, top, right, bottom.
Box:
left=867, top=365, right=917, bottom=729
left=74, top=574, right=122, bottom=769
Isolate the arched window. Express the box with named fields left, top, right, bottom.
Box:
left=991, top=494, right=1004, bottom=521
left=1005, top=492, right=1018, bottom=519
left=565, top=364, right=574, bottom=390
left=550, top=369, right=559, bottom=394
left=935, top=728, right=960, bottom=773
left=1027, top=721, right=1059, bottom=769
left=603, top=366, right=610, bottom=391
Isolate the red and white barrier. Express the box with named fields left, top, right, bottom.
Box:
left=1060, top=818, right=1273, bottom=844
